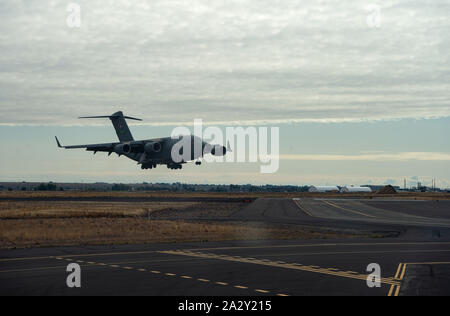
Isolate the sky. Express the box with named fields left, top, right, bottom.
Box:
left=0, top=1, right=449, bottom=187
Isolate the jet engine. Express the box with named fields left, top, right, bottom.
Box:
left=114, top=143, right=131, bottom=155
left=144, top=142, right=162, bottom=154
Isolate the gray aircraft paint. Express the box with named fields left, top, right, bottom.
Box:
left=56, top=111, right=228, bottom=170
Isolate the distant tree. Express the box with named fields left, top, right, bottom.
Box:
left=298, top=186, right=310, bottom=192
left=36, top=183, right=57, bottom=191
left=111, top=184, right=131, bottom=191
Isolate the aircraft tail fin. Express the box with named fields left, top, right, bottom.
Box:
left=79, top=111, right=142, bottom=142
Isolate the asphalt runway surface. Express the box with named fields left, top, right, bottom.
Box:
left=1, top=198, right=449, bottom=296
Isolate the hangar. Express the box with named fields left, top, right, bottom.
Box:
left=308, top=186, right=340, bottom=193
left=340, top=186, right=372, bottom=193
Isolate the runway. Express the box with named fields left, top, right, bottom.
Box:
left=232, top=197, right=450, bottom=227
left=1, top=240, right=450, bottom=296
left=1, top=198, right=449, bottom=296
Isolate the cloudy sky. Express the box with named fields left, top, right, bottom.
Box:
left=0, top=0, right=449, bottom=187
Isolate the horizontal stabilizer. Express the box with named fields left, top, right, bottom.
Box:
left=78, top=111, right=140, bottom=142
left=79, top=113, right=142, bottom=121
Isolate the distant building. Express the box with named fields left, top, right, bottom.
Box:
left=308, top=186, right=339, bottom=193
left=340, top=186, right=372, bottom=193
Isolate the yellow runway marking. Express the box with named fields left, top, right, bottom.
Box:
left=388, top=263, right=407, bottom=296
left=260, top=249, right=450, bottom=258
left=0, top=261, right=117, bottom=274
left=322, top=200, right=375, bottom=218
left=399, top=264, right=407, bottom=280
left=181, top=241, right=450, bottom=252
left=292, top=199, right=314, bottom=217
left=394, top=263, right=403, bottom=279
left=55, top=257, right=278, bottom=296
left=0, top=266, right=66, bottom=273
left=255, top=289, right=270, bottom=294
left=388, top=284, right=396, bottom=296
left=74, top=257, right=204, bottom=267
left=0, top=251, right=159, bottom=263
left=2, top=242, right=450, bottom=263
left=0, top=256, right=61, bottom=262
left=404, top=261, right=450, bottom=265
left=161, top=250, right=400, bottom=286
left=394, top=285, right=401, bottom=296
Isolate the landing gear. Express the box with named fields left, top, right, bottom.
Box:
left=141, top=163, right=157, bottom=170
left=195, top=160, right=202, bottom=166
left=167, top=163, right=182, bottom=170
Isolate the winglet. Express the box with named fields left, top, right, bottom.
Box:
left=55, top=136, right=63, bottom=148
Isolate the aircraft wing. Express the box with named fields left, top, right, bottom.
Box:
left=55, top=137, right=119, bottom=153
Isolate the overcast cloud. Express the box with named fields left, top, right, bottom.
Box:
left=0, top=0, right=449, bottom=125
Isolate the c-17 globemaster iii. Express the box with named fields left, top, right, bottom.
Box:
left=55, top=111, right=231, bottom=170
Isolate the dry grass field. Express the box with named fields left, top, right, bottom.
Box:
left=0, top=193, right=370, bottom=249
left=0, top=201, right=199, bottom=219
left=1, top=191, right=446, bottom=249
left=0, top=218, right=369, bottom=249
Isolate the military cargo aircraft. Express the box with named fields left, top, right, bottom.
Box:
left=55, top=111, right=230, bottom=170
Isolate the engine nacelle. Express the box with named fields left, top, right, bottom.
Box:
left=114, top=143, right=131, bottom=155
left=211, top=145, right=227, bottom=156
left=144, top=142, right=162, bottom=154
